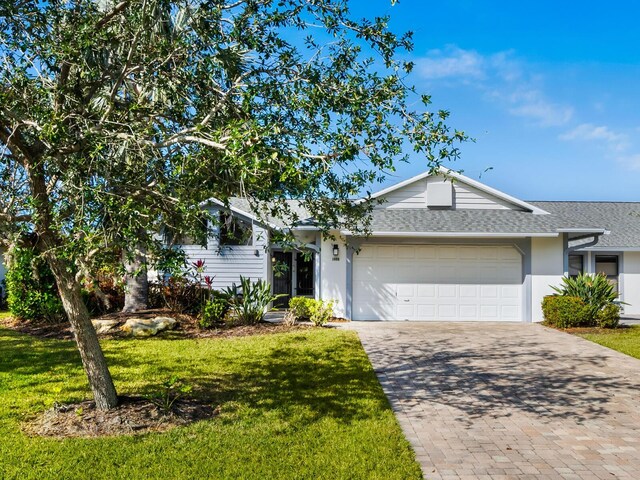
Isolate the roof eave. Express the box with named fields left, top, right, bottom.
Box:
left=340, top=231, right=560, bottom=238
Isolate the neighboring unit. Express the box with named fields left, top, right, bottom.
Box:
left=173, top=167, right=640, bottom=322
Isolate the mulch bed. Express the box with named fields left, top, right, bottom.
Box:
left=543, top=323, right=632, bottom=334
left=0, top=310, right=314, bottom=341
left=23, top=396, right=218, bottom=438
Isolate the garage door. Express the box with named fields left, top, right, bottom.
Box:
left=352, top=245, right=522, bottom=321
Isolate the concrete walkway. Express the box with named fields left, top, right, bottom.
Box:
left=346, top=322, right=640, bottom=480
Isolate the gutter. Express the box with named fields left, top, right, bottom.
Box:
left=340, top=231, right=561, bottom=238
left=566, top=232, right=603, bottom=254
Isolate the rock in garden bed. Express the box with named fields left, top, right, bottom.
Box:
left=23, top=396, right=218, bottom=438
left=121, top=316, right=177, bottom=337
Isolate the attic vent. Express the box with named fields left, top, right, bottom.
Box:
left=426, top=181, right=453, bottom=208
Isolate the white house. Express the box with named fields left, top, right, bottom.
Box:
left=2, top=167, right=638, bottom=321
left=174, top=167, right=640, bottom=322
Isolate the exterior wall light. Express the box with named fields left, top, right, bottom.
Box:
left=332, top=244, right=339, bottom=257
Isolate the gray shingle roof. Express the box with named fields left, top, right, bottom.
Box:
left=227, top=198, right=310, bottom=229
left=366, top=208, right=602, bottom=235
left=529, top=202, right=640, bottom=248
left=225, top=196, right=640, bottom=248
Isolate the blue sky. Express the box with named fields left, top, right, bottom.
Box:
left=352, top=0, right=640, bottom=201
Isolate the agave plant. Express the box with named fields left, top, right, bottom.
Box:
left=551, top=273, right=621, bottom=319
left=222, top=276, right=282, bottom=325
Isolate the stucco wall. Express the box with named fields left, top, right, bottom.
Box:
left=531, top=236, right=565, bottom=322
left=531, top=236, right=564, bottom=322
left=622, top=252, right=640, bottom=315
left=319, top=231, right=348, bottom=318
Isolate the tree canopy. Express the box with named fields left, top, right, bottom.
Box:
left=0, top=0, right=465, bottom=408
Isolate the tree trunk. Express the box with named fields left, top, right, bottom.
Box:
left=122, top=242, right=149, bottom=313
left=46, top=252, right=119, bottom=410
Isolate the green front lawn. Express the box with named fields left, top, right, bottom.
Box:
left=0, top=323, right=421, bottom=480
left=578, top=325, right=640, bottom=359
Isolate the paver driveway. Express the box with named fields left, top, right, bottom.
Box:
left=349, top=322, right=640, bottom=480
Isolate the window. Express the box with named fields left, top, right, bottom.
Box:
left=595, top=255, right=619, bottom=292
left=164, top=216, right=208, bottom=246
left=568, top=255, right=584, bottom=278
left=219, top=213, right=253, bottom=246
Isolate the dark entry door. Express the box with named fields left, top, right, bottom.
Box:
left=272, top=251, right=292, bottom=308
left=296, top=252, right=314, bottom=296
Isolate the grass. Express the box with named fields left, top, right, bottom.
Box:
left=0, top=320, right=421, bottom=480
left=577, top=325, right=640, bottom=359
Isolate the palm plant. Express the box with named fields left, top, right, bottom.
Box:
left=551, top=273, right=620, bottom=319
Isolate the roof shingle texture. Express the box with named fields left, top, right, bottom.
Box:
left=529, top=202, right=640, bottom=248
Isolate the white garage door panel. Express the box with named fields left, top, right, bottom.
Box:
left=352, top=245, right=522, bottom=321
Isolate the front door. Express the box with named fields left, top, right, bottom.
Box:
left=296, top=252, right=314, bottom=296
left=272, top=251, right=292, bottom=308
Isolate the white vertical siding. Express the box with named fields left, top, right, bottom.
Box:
left=377, top=175, right=523, bottom=211
left=177, top=208, right=269, bottom=291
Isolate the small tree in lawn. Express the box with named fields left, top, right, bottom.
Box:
left=0, top=0, right=465, bottom=409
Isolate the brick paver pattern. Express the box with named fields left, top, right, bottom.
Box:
left=347, top=322, right=640, bottom=480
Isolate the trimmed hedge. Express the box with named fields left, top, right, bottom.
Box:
left=542, top=295, right=593, bottom=328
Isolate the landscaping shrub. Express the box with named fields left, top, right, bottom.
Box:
left=223, top=276, right=279, bottom=325
left=82, top=270, right=125, bottom=315
left=198, top=297, right=229, bottom=329
left=596, top=303, right=620, bottom=329
left=5, top=246, right=65, bottom=322
left=542, top=295, right=593, bottom=328
left=289, top=296, right=312, bottom=319
left=149, top=276, right=207, bottom=314
left=149, top=259, right=212, bottom=314
left=551, top=273, right=619, bottom=320
left=307, top=299, right=334, bottom=326
left=288, top=297, right=334, bottom=326
left=0, top=279, right=7, bottom=310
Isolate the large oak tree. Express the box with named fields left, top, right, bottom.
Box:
left=0, top=0, right=465, bottom=409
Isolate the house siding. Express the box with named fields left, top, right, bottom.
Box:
left=378, top=175, right=523, bottom=210
left=319, top=231, right=348, bottom=318
left=622, top=252, right=640, bottom=315
left=531, top=236, right=564, bottom=322
left=175, top=207, right=269, bottom=291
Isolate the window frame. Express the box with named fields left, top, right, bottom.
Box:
left=219, top=213, right=254, bottom=247
left=595, top=254, right=620, bottom=293
left=568, top=254, right=584, bottom=278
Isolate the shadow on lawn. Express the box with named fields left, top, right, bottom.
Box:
left=0, top=329, right=80, bottom=375
left=360, top=327, right=638, bottom=424
left=1, top=328, right=389, bottom=426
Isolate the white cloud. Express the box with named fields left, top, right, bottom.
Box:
left=415, top=46, right=485, bottom=80
left=414, top=46, right=573, bottom=127
left=560, top=124, right=640, bottom=170
left=617, top=154, right=640, bottom=171
left=560, top=123, right=628, bottom=149
left=504, top=88, right=574, bottom=127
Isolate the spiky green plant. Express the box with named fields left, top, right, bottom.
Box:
left=551, top=273, right=620, bottom=319
left=223, top=277, right=283, bottom=325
